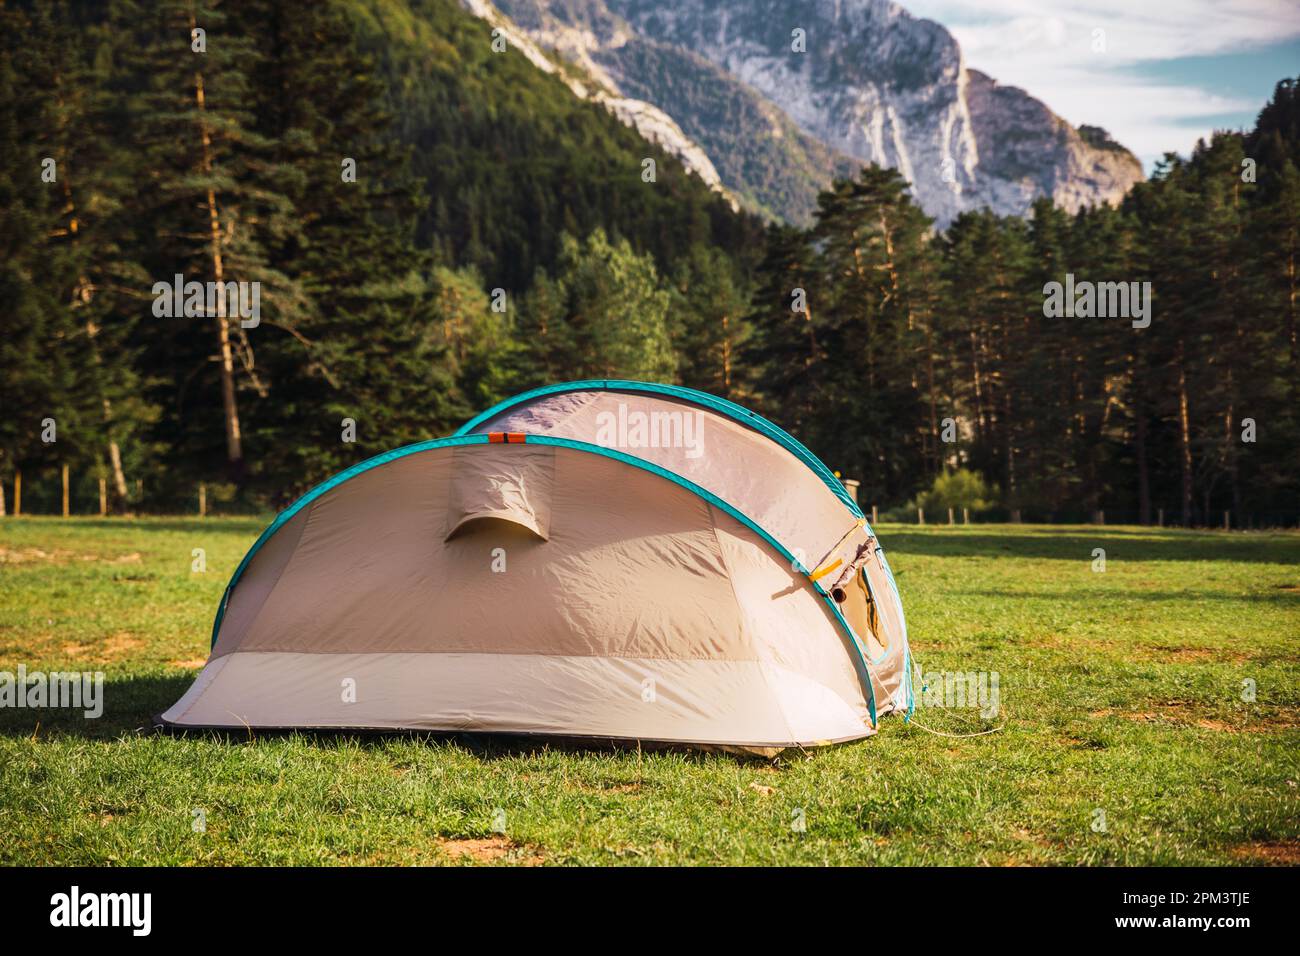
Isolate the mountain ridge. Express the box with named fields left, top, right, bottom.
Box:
left=469, top=0, right=1144, bottom=225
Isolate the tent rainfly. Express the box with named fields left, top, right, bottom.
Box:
left=160, top=381, right=914, bottom=755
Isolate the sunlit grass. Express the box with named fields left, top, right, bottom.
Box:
left=1, top=517, right=1296, bottom=865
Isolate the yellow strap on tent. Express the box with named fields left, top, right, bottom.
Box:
left=813, top=517, right=869, bottom=568
left=809, top=558, right=843, bottom=583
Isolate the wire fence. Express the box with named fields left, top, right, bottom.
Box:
left=2, top=466, right=1297, bottom=529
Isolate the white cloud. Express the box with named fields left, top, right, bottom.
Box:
left=900, top=0, right=1300, bottom=165
left=906, top=0, right=1300, bottom=62
left=1022, top=73, right=1258, bottom=165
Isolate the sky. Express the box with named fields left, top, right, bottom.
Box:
left=900, top=0, right=1300, bottom=172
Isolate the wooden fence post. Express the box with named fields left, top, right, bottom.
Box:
left=963, top=507, right=969, bottom=525
left=947, top=507, right=954, bottom=526
left=1157, top=508, right=1164, bottom=527
left=842, top=478, right=859, bottom=505
left=871, top=505, right=878, bottom=525
left=99, top=478, right=107, bottom=516
left=199, top=482, right=207, bottom=519
left=14, top=470, right=21, bottom=517
left=1223, top=510, right=1230, bottom=531
left=917, top=507, right=925, bottom=526
left=62, top=464, right=70, bottom=517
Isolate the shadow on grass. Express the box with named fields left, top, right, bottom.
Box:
left=150, top=727, right=767, bottom=764
left=2, top=673, right=765, bottom=763
left=0, top=673, right=194, bottom=740
left=54, top=517, right=268, bottom=535
left=883, top=529, right=1300, bottom=564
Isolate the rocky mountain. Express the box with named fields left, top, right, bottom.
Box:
left=459, top=0, right=731, bottom=202
left=463, top=0, right=1143, bottom=226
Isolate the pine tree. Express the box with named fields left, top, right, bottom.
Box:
left=34, top=1, right=154, bottom=509
left=122, top=0, right=302, bottom=487
left=521, top=230, right=676, bottom=382
left=232, top=0, right=463, bottom=492
left=669, top=244, right=750, bottom=399
left=0, top=2, right=141, bottom=512
left=740, top=223, right=826, bottom=447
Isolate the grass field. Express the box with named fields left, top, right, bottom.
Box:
left=0, top=516, right=1296, bottom=866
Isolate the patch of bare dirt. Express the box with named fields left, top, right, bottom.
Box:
left=1105, top=710, right=1233, bottom=732
left=100, top=632, right=143, bottom=661
left=1090, top=704, right=1298, bottom=732
left=0, top=547, right=140, bottom=565
left=169, top=658, right=207, bottom=669
left=439, top=836, right=541, bottom=865
left=1011, top=828, right=1055, bottom=849
left=578, top=779, right=642, bottom=795
left=1148, top=645, right=1231, bottom=662
left=603, top=782, right=642, bottom=793
left=0, top=547, right=69, bottom=564
left=1230, top=840, right=1300, bottom=865
left=60, top=632, right=145, bottom=664
left=1031, top=634, right=1120, bottom=654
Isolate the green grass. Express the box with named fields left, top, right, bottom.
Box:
left=1, top=517, right=1297, bottom=865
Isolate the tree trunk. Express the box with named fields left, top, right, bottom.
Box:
left=999, top=306, right=1016, bottom=500
left=86, top=322, right=129, bottom=505
left=802, top=298, right=818, bottom=362
left=925, top=320, right=939, bottom=473
left=1288, top=243, right=1298, bottom=400
left=58, top=163, right=130, bottom=508
left=1225, top=402, right=1241, bottom=522
left=850, top=233, right=876, bottom=390
left=193, top=55, right=244, bottom=478
left=106, top=422, right=128, bottom=501
left=1002, top=384, right=1016, bottom=500
left=720, top=313, right=732, bottom=395
left=969, top=328, right=985, bottom=442
left=1176, top=341, right=1193, bottom=526
left=1135, top=395, right=1151, bottom=525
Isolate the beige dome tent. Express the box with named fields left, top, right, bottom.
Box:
left=161, top=381, right=913, bottom=755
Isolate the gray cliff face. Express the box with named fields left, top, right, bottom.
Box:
left=458, top=0, right=733, bottom=202
left=470, top=0, right=1143, bottom=226
left=963, top=69, right=1143, bottom=217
